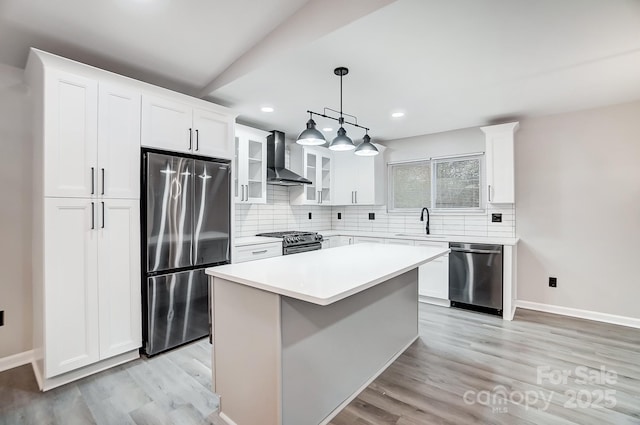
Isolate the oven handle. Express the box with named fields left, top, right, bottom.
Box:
left=284, top=244, right=322, bottom=255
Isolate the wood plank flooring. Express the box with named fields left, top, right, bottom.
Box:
left=329, top=304, right=640, bottom=425
left=0, top=340, right=226, bottom=425
left=1, top=305, right=639, bottom=424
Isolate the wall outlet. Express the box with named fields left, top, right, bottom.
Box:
left=491, top=213, right=502, bottom=223
left=337, top=212, right=342, bottom=220
left=308, top=212, right=312, bottom=220
left=0, top=310, right=4, bottom=327
left=368, top=213, right=375, bottom=220
left=549, top=277, right=557, bottom=287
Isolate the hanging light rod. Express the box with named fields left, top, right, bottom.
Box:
left=304, top=110, right=369, bottom=133
left=296, top=66, right=379, bottom=155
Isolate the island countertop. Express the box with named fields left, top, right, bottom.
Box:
left=206, top=243, right=449, bottom=306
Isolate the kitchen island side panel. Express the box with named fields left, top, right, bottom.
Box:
left=280, top=269, right=419, bottom=425
left=213, top=277, right=282, bottom=425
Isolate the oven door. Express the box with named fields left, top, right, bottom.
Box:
left=283, top=243, right=321, bottom=255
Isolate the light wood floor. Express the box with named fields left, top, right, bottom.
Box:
left=1, top=305, right=639, bottom=425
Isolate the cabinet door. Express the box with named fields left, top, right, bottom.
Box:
left=44, top=198, right=99, bottom=377
left=318, top=153, right=332, bottom=205
left=244, top=131, right=267, bottom=204
left=193, top=108, right=234, bottom=159
left=44, top=70, right=98, bottom=198
left=141, top=95, right=192, bottom=153
left=354, top=156, right=376, bottom=205
left=97, top=84, right=141, bottom=199
left=98, top=199, right=142, bottom=359
left=332, top=153, right=354, bottom=205
left=418, top=255, right=449, bottom=299
left=483, top=122, right=518, bottom=204
left=234, top=135, right=246, bottom=203
left=303, top=150, right=318, bottom=204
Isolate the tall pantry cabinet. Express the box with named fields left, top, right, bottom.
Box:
left=27, top=49, right=142, bottom=390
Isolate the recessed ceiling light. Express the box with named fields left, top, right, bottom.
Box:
left=322, top=127, right=333, bottom=132
left=261, top=106, right=274, bottom=113
left=391, top=112, right=405, bottom=118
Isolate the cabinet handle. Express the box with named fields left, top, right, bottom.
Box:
left=101, top=201, right=105, bottom=229
left=91, top=167, right=95, bottom=195
left=195, top=129, right=199, bottom=151
left=319, top=191, right=322, bottom=204
left=355, top=191, right=357, bottom=204
left=189, top=128, right=193, bottom=150
left=101, top=168, right=105, bottom=195
left=245, top=185, right=248, bottom=201
left=252, top=250, right=268, bottom=255
left=91, top=202, right=95, bottom=229
left=488, top=185, right=492, bottom=202
left=241, top=185, right=244, bottom=201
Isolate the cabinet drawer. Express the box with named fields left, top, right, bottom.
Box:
left=234, top=242, right=282, bottom=263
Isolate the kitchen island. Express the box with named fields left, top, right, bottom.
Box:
left=205, top=243, right=449, bottom=425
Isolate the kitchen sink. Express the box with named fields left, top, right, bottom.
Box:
left=394, top=233, right=445, bottom=239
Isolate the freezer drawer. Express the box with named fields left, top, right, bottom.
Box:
left=146, top=269, right=209, bottom=355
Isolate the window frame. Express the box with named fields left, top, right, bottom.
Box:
left=387, top=153, right=485, bottom=214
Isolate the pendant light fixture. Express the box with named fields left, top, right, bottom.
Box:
left=296, top=67, right=379, bottom=156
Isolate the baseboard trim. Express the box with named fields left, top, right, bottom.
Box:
left=419, top=296, right=450, bottom=308
left=0, top=350, right=34, bottom=373
left=515, top=300, right=640, bottom=329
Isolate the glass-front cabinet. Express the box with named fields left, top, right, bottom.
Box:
left=290, top=145, right=332, bottom=205
left=234, top=124, right=268, bottom=204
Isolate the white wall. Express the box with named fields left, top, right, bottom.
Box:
left=516, top=101, right=640, bottom=319
left=331, top=127, right=516, bottom=238
left=0, top=64, right=32, bottom=358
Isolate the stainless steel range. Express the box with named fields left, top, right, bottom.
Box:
left=256, top=231, right=323, bottom=255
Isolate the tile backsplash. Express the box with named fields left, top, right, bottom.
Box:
left=234, top=185, right=332, bottom=237
left=236, top=186, right=515, bottom=238
left=330, top=205, right=516, bottom=238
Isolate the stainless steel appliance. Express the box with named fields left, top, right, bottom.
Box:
left=449, top=242, right=503, bottom=315
left=266, top=131, right=312, bottom=186
left=255, top=231, right=323, bottom=255
left=142, top=150, right=231, bottom=355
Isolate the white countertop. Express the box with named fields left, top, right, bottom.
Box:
left=234, top=236, right=281, bottom=247
left=207, top=243, right=449, bottom=306
left=316, top=230, right=519, bottom=246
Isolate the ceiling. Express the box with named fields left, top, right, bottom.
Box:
left=2, top=0, right=640, bottom=142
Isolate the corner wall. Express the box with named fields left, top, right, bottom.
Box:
left=0, top=64, right=32, bottom=358
left=515, top=101, right=640, bottom=319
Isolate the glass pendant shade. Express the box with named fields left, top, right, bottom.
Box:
left=354, top=134, right=379, bottom=156
left=296, top=118, right=326, bottom=146
left=328, top=127, right=355, bottom=151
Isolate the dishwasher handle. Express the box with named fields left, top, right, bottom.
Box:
left=450, top=247, right=501, bottom=254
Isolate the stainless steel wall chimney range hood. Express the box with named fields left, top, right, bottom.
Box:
left=267, top=131, right=312, bottom=186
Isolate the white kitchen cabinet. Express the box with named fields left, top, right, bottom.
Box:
left=44, top=198, right=100, bottom=376
left=415, top=241, right=449, bottom=302
left=235, top=125, right=268, bottom=204
left=481, top=122, right=519, bottom=204
left=142, top=94, right=234, bottom=159
left=321, top=238, right=331, bottom=249
left=333, top=148, right=385, bottom=205
left=43, top=197, right=141, bottom=377
left=98, top=83, right=141, bottom=199
left=43, top=73, right=141, bottom=199
left=97, top=199, right=142, bottom=359
left=290, top=146, right=333, bottom=205
left=234, top=241, right=282, bottom=263
left=44, top=70, right=98, bottom=198
left=331, top=236, right=354, bottom=247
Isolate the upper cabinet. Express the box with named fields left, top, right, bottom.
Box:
left=141, top=95, right=235, bottom=159
left=235, top=124, right=268, bottom=204
left=43, top=71, right=140, bottom=199
left=289, top=145, right=332, bottom=205
left=332, top=148, right=385, bottom=205
left=481, top=122, right=519, bottom=204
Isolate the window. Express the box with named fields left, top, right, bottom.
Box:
left=388, top=155, right=483, bottom=212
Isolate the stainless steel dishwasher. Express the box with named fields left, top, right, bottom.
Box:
left=449, top=242, right=503, bottom=315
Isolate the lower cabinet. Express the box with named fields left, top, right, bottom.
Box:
left=234, top=241, right=282, bottom=263
left=43, top=198, right=140, bottom=378
left=353, top=236, right=385, bottom=244
left=415, top=241, right=449, bottom=302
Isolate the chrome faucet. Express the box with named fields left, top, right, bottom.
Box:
left=420, top=207, right=430, bottom=235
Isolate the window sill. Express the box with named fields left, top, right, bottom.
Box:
left=387, top=208, right=487, bottom=216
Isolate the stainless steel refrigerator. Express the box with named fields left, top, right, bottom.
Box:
left=142, top=150, right=230, bottom=356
